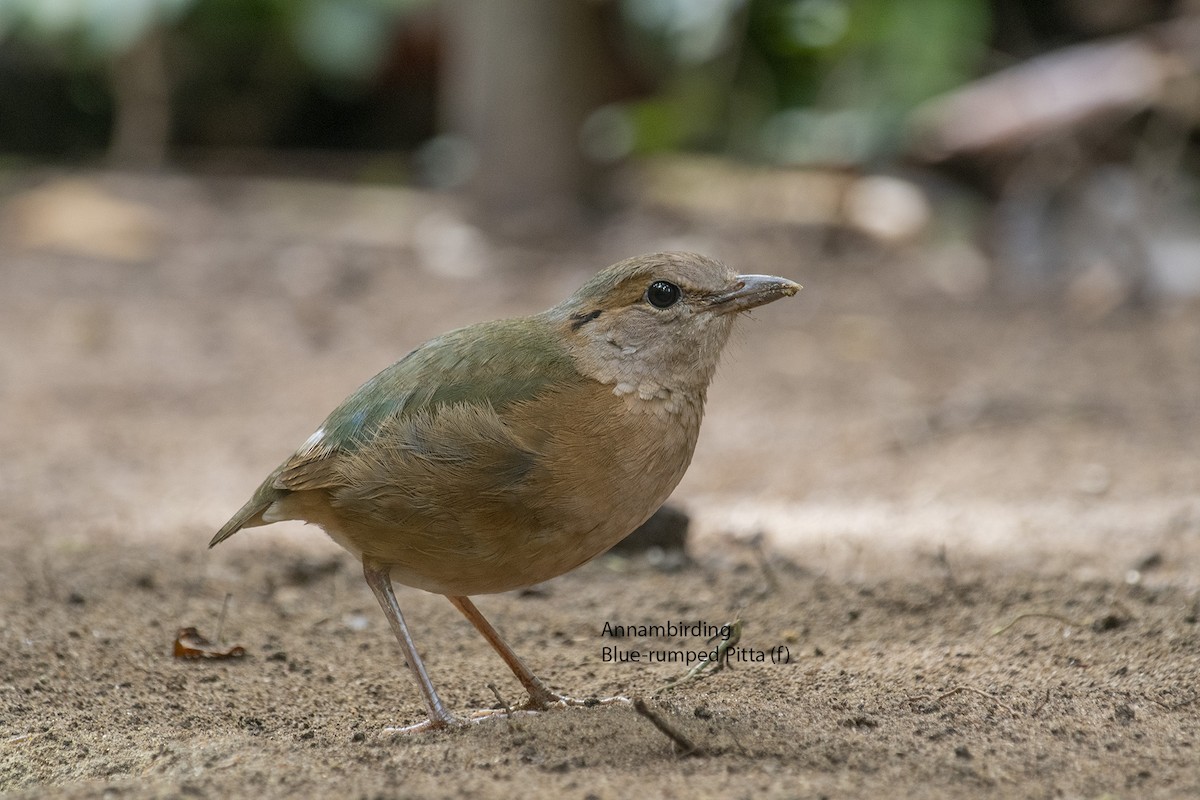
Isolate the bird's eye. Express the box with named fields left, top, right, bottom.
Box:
left=646, top=281, right=681, bottom=309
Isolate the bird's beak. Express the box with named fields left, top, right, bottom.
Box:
left=710, top=274, right=802, bottom=315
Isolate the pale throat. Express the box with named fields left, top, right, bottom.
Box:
left=571, top=320, right=731, bottom=417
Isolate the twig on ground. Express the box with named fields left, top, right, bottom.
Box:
left=935, top=544, right=956, bottom=588
left=992, top=612, right=1089, bottom=636
left=633, top=698, right=705, bottom=757
left=486, top=683, right=518, bottom=731
left=747, top=532, right=781, bottom=595
left=933, top=685, right=1019, bottom=717
left=654, top=617, right=743, bottom=696
left=487, top=683, right=513, bottom=716
left=1150, top=693, right=1198, bottom=712
left=216, top=592, right=232, bottom=643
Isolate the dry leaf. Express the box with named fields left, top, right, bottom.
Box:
left=173, top=627, right=246, bottom=660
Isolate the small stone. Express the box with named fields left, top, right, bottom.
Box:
left=611, top=504, right=689, bottom=555
left=1134, top=552, right=1163, bottom=572
left=343, top=613, right=370, bottom=632
left=1092, top=614, right=1127, bottom=633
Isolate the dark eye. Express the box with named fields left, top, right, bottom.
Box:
left=646, top=280, right=681, bottom=309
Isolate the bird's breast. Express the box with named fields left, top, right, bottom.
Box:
left=442, top=382, right=700, bottom=591
left=519, top=379, right=705, bottom=532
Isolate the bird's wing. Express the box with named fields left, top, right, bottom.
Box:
left=273, top=317, right=577, bottom=491
left=210, top=316, right=578, bottom=547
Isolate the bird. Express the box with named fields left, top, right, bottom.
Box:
left=211, top=251, right=800, bottom=731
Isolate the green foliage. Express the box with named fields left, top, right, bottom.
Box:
left=0, top=0, right=195, bottom=59
left=0, top=0, right=430, bottom=79
left=623, top=0, right=991, bottom=165
left=0, top=0, right=990, bottom=165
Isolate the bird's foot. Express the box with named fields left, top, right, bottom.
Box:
left=521, top=689, right=632, bottom=712
left=383, top=705, right=547, bottom=733
left=383, top=718, right=452, bottom=734
left=382, top=715, right=471, bottom=734
left=383, top=694, right=632, bottom=733
left=384, top=711, right=529, bottom=734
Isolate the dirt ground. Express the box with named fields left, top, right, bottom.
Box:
left=1, top=171, right=1198, bottom=799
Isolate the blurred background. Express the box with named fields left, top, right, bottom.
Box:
left=4, top=8, right=1200, bottom=793
left=1, top=0, right=1199, bottom=565
left=0, top=0, right=1199, bottom=303
left=7, top=7, right=1200, bottom=800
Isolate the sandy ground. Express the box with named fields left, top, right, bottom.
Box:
left=1, top=171, right=1198, bottom=798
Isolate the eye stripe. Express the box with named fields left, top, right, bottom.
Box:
left=569, top=309, right=602, bottom=330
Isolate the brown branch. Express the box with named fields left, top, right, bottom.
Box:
left=632, top=698, right=706, bottom=757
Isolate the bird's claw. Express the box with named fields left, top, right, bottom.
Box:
left=522, top=691, right=632, bottom=711
left=382, top=693, right=631, bottom=733
left=383, top=717, right=458, bottom=734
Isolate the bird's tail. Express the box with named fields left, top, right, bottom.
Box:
left=209, top=478, right=286, bottom=548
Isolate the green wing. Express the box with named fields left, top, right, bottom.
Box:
left=210, top=315, right=577, bottom=547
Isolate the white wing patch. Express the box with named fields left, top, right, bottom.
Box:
left=297, top=427, right=325, bottom=454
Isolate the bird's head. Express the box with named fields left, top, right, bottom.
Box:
left=548, top=252, right=801, bottom=403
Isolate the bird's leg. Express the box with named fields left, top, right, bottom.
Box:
left=446, top=595, right=629, bottom=712
left=362, top=558, right=459, bottom=732
left=445, top=594, right=559, bottom=707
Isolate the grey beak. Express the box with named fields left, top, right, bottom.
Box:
left=710, top=274, right=802, bottom=314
